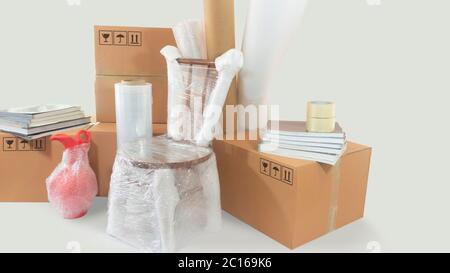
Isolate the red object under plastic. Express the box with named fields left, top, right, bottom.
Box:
left=46, top=130, right=98, bottom=219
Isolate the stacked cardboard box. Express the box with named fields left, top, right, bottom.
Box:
left=0, top=26, right=175, bottom=201
left=94, top=26, right=176, bottom=123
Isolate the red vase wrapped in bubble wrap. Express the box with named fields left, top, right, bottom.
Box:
left=46, top=130, right=98, bottom=219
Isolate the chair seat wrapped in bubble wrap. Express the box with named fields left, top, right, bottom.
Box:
left=107, top=137, right=222, bottom=253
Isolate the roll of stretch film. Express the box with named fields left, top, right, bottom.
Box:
left=115, top=80, right=153, bottom=148
left=307, top=101, right=336, bottom=133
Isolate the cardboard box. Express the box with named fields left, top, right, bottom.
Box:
left=213, top=139, right=372, bottom=249
left=95, top=26, right=175, bottom=76
left=0, top=135, right=64, bottom=202
left=0, top=123, right=167, bottom=202
left=94, top=26, right=176, bottom=123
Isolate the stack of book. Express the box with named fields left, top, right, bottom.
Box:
left=258, top=120, right=346, bottom=165
left=0, top=105, right=92, bottom=140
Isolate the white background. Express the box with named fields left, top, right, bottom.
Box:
left=1, top=0, right=450, bottom=253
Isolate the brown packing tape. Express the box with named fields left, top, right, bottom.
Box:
left=327, top=160, right=342, bottom=232
left=203, top=0, right=237, bottom=108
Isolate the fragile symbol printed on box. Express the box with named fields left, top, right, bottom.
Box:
left=260, top=158, right=294, bottom=185
left=2, top=137, right=46, bottom=152
left=99, top=30, right=142, bottom=46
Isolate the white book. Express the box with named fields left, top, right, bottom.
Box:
left=261, top=138, right=344, bottom=149
left=0, top=105, right=81, bottom=120
left=266, top=120, right=345, bottom=138
left=259, top=142, right=343, bottom=155
left=10, top=123, right=94, bottom=141
left=258, top=144, right=346, bottom=166
left=263, top=132, right=346, bottom=145
left=0, top=111, right=85, bottom=128
left=0, top=117, right=91, bottom=135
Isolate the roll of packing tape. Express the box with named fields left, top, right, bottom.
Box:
left=307, top=101, right=336, bottom=118
left=307, top=117, right=336, bottom=133
left=307, top=101, right=336, bottom=133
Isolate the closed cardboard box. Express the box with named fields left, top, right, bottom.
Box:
left=0, top=123, right=167, bottom=201
left=0, top=135, right=64, bottom=202
left=94, top=26, right=176, bottom=123
left=213, top=139, right=372, bottom=249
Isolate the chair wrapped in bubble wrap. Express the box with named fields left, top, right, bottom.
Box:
left=107, top=137, right=222, bottom=252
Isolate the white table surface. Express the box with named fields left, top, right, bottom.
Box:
left=0, top=198, right=381, bottom=253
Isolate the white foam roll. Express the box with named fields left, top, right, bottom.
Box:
left=161, top=46, right=187, bottom=141
left=238, top=0, right=309, bottom=130
left=172, top=20, right=208, bottom=140
left=196, top=49, right=244, bottom=147
left=115, top=81, right=153, bottom=149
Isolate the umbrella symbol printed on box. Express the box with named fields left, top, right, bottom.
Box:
left=114, top=32, right=127, bottom=45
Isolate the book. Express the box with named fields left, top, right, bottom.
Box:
left=263, top=132, right=346, bottom=145
left=259, top=120, right=347, bottom=165
left=9, top=123, right=94, bottom=141
left=0, top=112, right=85, bottom=128
left=0, top=105, right=81, bottom=120
left=260, top=138, right=344, bottom=149
left=258, top=144, right=347, bottom=165
left=258, top=142, right=343, bottom=155
left=266, top=120, right=345, bottom=138
left=0, top=117, right=91, bottom=135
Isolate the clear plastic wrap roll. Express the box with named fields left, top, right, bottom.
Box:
left=114, top=81, right=153, bottom=148
left=107, top=136, right=222, bottom=253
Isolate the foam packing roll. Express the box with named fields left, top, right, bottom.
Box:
left=307, top=101, right=336, bottom=133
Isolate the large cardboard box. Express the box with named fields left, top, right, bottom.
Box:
left=0, top=123, right=167, bottom=201
left=213, top=139, right=372, bottom=249
left=94, top=26, right=176, bottom=123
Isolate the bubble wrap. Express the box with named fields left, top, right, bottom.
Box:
left=46, top=138, right=98, bottom=219
left=107, top=137, right=222, bottom=252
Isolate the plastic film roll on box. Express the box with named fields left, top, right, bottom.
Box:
left=306, top=101, right=336, bottom=133
left=115, top=81, right=153, bottom=148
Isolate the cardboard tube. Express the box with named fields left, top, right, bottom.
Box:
left=203, top=0, right=237, bottom=107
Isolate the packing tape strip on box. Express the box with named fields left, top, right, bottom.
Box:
left=328, top=160, right=341, bottom=232
left=307, top=101, right=336, bottom=133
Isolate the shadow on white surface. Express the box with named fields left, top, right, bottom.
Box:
left=0, top=198, right=380, bottom=253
